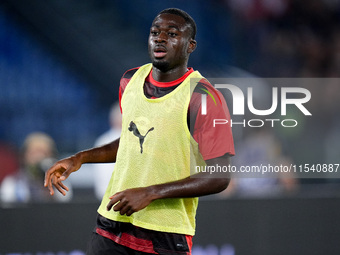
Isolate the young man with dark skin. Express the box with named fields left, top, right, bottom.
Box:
left=44, top=8, right=234, bottom=254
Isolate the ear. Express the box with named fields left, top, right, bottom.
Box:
left=187, top=39, right=197, bottom=54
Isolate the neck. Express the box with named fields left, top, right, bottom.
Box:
left=152, top=65, right=188, bottom=83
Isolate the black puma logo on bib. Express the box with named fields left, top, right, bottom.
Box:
left=128, top=121, right=154, bottom=154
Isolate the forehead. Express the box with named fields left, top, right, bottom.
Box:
left=151, top=13, right=189, bottom=31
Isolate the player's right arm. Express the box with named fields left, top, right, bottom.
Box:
left=44, top=138, right=120, bottom=196
left=45, top=68, right=131, bottom=196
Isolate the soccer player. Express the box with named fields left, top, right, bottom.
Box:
left=44, top=8, right=235, bottom=254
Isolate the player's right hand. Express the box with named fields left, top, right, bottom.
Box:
left=44, top=156, right=81, bottom=196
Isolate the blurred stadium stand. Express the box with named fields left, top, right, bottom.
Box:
left=0, top=0, right=234, bottom=153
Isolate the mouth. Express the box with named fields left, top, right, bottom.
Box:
left=153, top=46, right=167, bottom=58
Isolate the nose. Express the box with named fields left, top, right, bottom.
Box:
left=155, top=31, right=167, bottom=43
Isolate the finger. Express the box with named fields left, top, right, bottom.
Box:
left=54, top=183, right=66, bottom=196
left=48, top=184, right=54, bottom=195
left=106, top=193, right=122, bottom=211
left=53, top=178, right=69, bottom=196
left=126, top=209, right=135, bottom=216
left=52, top=176, right=65, bottom=196
left=47, top=173, right=57, bottom=196
left=119, top=205, right=131, bottom=216
left=113, top=200, right=128, bottom=214
left=44, top=164, right=60, bottom=187
left=45, top=165, right=62, bottom=196
left=60, top=167, right=74, bottom=181
left=58, top=181, right=69, bottom=192
left=119, top=205, right=133, bottom=216
left=109, top=193, right=119, bottom=200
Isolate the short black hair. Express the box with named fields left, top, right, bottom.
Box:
left=158, top=8, right=197, bottom=40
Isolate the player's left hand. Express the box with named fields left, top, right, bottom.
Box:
left=106, top=187, right=156, bottom=216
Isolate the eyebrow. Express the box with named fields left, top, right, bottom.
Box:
left=151, top=24, right=181, bottom=30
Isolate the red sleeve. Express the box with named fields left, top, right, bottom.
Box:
left=192, top=82, right=235, bottom=160
left=118, top=67, right=139, bottom=113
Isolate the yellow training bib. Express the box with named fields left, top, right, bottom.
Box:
left=98, top=63, right=206, bottom=235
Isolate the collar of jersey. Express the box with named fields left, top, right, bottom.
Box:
left=148, top=68, right=194, bottom=88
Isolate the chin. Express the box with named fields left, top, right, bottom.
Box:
left=152, top=59, right=171, bottom=72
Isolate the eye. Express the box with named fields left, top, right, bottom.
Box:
left=168, top=32, right=177, bottom=37
left=150, top=30, right=159, bottom=36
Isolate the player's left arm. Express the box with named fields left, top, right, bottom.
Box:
left=106, top=154, right=231, bottom=216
